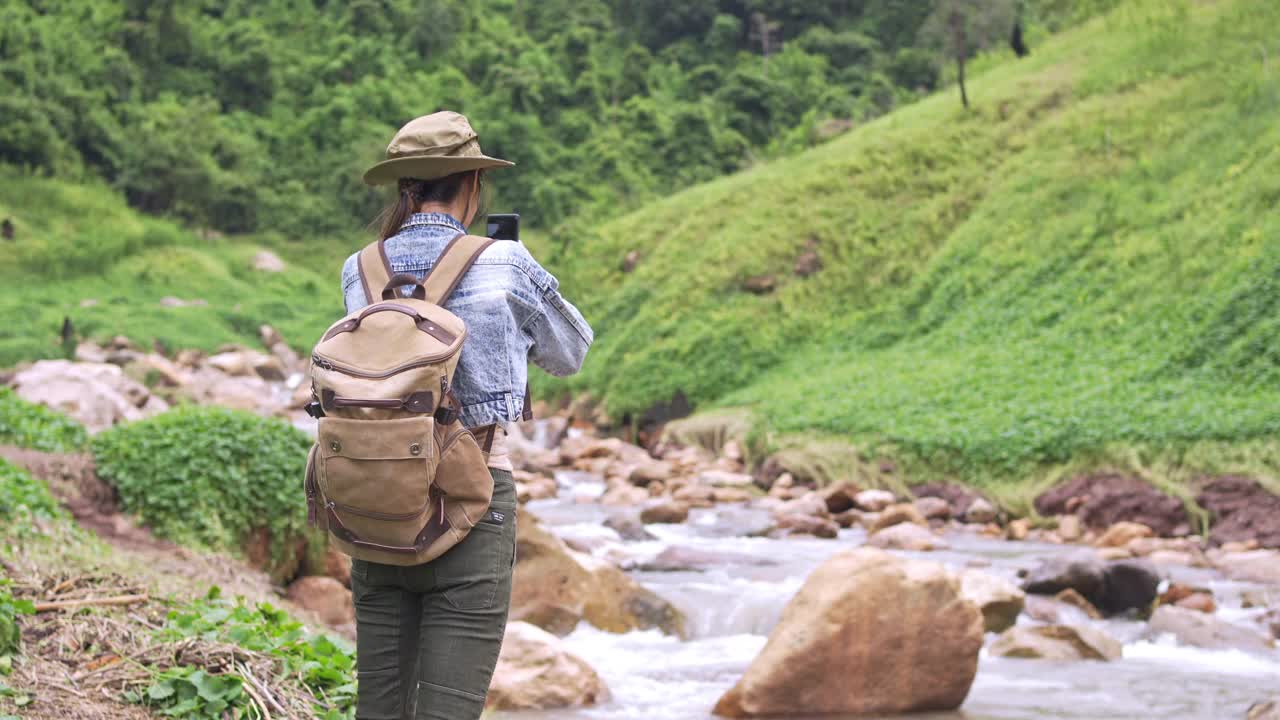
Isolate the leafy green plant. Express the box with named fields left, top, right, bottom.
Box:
left=91, top=407, right=312, bottom=576
left=0, top=458, right=63, bottom=526
left=159, top=588, right=356, bottom=719
left=0, top=680, right=31, bottom=716
left=0, top=581, right=35, bottom=675
left=130, top=667, right=246, bottom=719
left=0, top=388, right=88, bottom=453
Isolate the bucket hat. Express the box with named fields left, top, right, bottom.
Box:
left=362, top=111, right=514, bottom=186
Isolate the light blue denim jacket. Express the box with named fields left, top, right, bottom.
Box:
left=341, top=213, right=592, bottom=427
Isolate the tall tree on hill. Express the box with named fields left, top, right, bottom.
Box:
left=749, top=11, right=782, bottom=75
left=921, top=0, right=1018, bottom=108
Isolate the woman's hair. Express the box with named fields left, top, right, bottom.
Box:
left=374, top=171, right=481, bottom=240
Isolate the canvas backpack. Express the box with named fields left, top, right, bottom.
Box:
left=303, top=232, right=502, bottom=566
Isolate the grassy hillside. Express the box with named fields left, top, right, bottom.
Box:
left=542, top=0, right=1280, bottom=488
left=0, top=173, right=344, bottom=365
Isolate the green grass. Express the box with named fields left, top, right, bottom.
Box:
left=0, top=172, right=345, bottom=365
left=0, top=457, right=64, bottom=528
left=2, top=0, right=1277, bottom=498
left=0, top=387, right=88, bottom=452
left=541, top=0, right=1280, bottom=488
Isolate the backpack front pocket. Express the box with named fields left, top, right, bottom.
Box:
left=316, top=416, right=439, bottom=550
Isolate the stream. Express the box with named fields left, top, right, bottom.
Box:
left=493, top=466, right=1280, bottom=720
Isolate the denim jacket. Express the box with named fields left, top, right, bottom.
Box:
left=341, top=213, right=592, bottom=427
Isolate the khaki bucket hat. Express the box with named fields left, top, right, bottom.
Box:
left=362, top=111, right=514, bottom=186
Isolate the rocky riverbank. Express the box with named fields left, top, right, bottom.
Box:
left=484, top=420, right=1279, bottom=717
left=6, top=347, right=1280, bottom=718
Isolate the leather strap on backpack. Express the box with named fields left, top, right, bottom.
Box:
left=356, top=239, right=394, bottom=306
left=360, top=232, right=535, bottom=421
left=421, top=233, right=494, bottom=305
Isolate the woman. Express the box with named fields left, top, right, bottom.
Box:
left=340, top=111, right=593, bottom=720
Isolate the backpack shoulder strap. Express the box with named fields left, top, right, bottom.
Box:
left=422, top=233, right=496, bottom=306
left=355, top=239, right=393, bottom=306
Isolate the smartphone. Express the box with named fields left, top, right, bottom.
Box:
left=486, top=213, right=520, bottom=242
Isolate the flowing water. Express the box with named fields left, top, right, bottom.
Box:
left=493, top=466, right=1280, bottom=720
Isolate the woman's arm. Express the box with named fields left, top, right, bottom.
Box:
left=514, top=253, right=593, bottom=377
left=340, top=253, right=365, bottom=314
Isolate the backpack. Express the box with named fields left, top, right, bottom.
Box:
left=303, top=232, right=500, bottom=566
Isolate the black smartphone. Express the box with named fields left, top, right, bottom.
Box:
left=486, top=213, right=520, bottom=242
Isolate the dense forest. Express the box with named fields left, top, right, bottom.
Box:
left=1, top=0, right=1103, bottom=236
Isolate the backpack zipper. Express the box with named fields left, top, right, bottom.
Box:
left=326, top=498, right=428, bottom=521
left=312, top=349, right=458, bottom=379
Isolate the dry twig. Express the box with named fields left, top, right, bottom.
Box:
left=34, top=594, right=149, bottom=613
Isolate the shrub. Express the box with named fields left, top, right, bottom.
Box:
left=138, top=587, right=356, bottom=719
left=91, top=406, right=311, bottom=574
left=0, top=388, right=88, bottom=453
left=0, top=580, right=34, bottom=663
left=0, top=458, right=63, bottom=526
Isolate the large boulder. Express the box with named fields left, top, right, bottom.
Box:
left=868, top=503, right=928, bottom=533
left=911, top=482, right=981, bottom=518
left=12, top=360, right=168, bottom=432
left=1095, top=559, right=1160, bottom=616
left=206, top=349, right=285, bottom=380
left=565, top=437, right=651, bottom=466
left=1197, top=476, right=1280, bottom=548
left=286, top=576, right=354, bottom=627
left=699, top=469, right=755, bottom=488
left=819, top=481, right=861, bottom=514
left=1034, top=473, right=1189, bottom=536
left=1145, top=606, right=1275, bottom=653
left=1251, top=699, right=1280, bottom=720
left=599, top=483, right=649, bottom=506
left=1094, top=521, right=1154, bottom=548
left=959, top=570, right=1026, bottom=633
left=772, top=513, right=839, bottom=539
left=772, top=492, right=829, bottom=519
left=1024, top=556, right=1108, bottom=599
left=486, top=622, right=610, bottom=711
left=989, top=625, right=1122, bottom=661
left=913, top=496, right=952, bottom=521
left=673, top=483, right=718, bottom=508
left=1020, top=555, right=1159, bottom=616
left=964, top=497, right=998, bottom=524
left=712, top=549, right=983, bottom=717
left=132, top=353, right=193, bottom=387
left=512, top=514, right=684, bottom=637
left=866, top=522, right=946, bottom=552
left=628, top=460, right=675, bottom=486
left=1212, top=549, right=1280, bottom=585
left=853, top=489, right=896, bottom=512
left=324, top=545, right=352, bottom=588
left=640, top=499, right=690, bottom=525
left=184, top=367, right=280, bottom=413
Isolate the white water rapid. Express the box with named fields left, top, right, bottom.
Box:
left=492, top=464, right=1280, bottom=720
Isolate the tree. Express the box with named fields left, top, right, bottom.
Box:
left=748, top=11, right=782, bottom=75
left=920, top=0, right=1017, bottom=108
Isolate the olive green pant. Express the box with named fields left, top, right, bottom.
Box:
left=351, top=469, right=518, bottom=720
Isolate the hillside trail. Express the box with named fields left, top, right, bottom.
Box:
left=1, top=446, right=286, bottom=602
left=0, top=446, right=306, bottom=720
